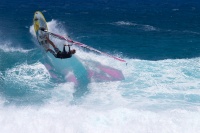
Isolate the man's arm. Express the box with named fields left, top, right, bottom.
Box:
left=68, top=45, right=71, bottom=52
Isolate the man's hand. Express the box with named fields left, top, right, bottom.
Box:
left=39, top=27, right=47, bottom=32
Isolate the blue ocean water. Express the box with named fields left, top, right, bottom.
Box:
left=0, top=0, right=200, bottom=132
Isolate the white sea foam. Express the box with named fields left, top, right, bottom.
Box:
left=0, top=102, right=200, bottom=133
left=0, top=71, right=3, bottom=80
left=4, top=62, right=51, bottom=89
left=50, top=83, right=75, bottom=104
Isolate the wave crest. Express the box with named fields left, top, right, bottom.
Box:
left=0, top=41, right=31, bottom=53
left=113, top=21, right=137, bottom=26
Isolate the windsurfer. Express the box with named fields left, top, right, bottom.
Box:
left=46, top=36, right=76, bottom=59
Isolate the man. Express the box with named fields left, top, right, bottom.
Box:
left=38, top=27, right=76, bottom=59
left=46, top=36, right=76, bottom=59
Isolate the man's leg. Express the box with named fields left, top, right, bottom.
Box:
left=46, top=37, right=57, bottom=49
left=47, top=49, right=57, bottom=58
left=46, top=37, right=60, bottom=54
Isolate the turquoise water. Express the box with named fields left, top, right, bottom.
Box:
left=0, top=0, right=200, bottom=132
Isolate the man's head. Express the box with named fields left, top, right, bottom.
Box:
left=71, top=49, right=76, bottom=54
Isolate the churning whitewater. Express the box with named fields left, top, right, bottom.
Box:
left=0, top=20, right=199, bottom=133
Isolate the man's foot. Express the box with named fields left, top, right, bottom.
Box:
left=54, top=47, right=60, bottom=53
left=46, top=48, right=54, bottom=53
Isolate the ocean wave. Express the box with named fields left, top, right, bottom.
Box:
left=142, top=24, right=158, bottom=31
left=182, top=30, right=200, bottom=35
left=113, top=21, right=200, bottom=33
left=172, top=9, right=179, bottom=11
left=0, top=41, right=31, bottom=53
left=112, top=21, right=159, bottom=31
left=0, top=56, right=200, bottom=133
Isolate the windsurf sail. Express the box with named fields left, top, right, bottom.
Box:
left=42, top=30, right=126, bottom=62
